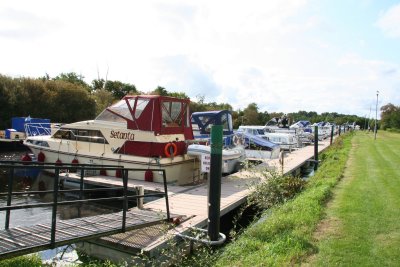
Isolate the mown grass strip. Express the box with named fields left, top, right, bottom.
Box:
left=215, top=133, right=353, bottom=266
left=311, top=131, right=400, bottom=266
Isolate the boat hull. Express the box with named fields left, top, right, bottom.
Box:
left=187, top=144, right=245, bottom=173
left=27, top=146, right=200, bottom=185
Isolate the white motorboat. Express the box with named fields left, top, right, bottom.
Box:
left=187, top=144, right=245, bottom=173
left=236, top=125, right=281, bottom=159
left=24, top=95, right=200, bottom=185
left=188, top=110, right=246, bottom=174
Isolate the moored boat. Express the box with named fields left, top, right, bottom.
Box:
left=188, top=110, right=246, bottom=174
left=24, top=95, right=200, bottom=185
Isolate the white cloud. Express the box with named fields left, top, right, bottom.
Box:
left=0, top=0, right=399, bottom=118
left=376, top=3, right=400, bottom=38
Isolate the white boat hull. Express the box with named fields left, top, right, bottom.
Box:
left=187, top=144, right=245, bottom=173
left=28, top=145, right=200, bottom=185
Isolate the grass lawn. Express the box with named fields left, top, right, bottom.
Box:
left=310, top=131, right=400, bottom=266
left=215, top=133, right=353, bottom=266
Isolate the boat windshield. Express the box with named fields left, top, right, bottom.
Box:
left=95, top=99, right=132, bottom=122
left=162, top=100, right=184, bottom=127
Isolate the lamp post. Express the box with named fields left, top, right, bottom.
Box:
left=374, top=91, right=379, bottom=140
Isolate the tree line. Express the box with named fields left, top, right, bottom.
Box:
left=1, top=72, right=390, bottom=131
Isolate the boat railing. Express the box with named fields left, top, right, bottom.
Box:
left=24, top=123, right=52, bottom=137
left=0, top=161, right=171, bottom=250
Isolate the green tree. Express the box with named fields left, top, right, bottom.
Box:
left=104, top=80, right=137, bottom=99
left=92, top=89, right=114, bottom=115
left=53, top=72, right=89, bottom=89
left=242, top=103, right=260, bottom=125
left=380, top=103, right=400, bottom=130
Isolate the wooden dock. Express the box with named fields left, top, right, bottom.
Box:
left=83, top=139, right=332, bottom=259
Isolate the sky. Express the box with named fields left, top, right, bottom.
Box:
left=1, top=0, right=400, bottom=118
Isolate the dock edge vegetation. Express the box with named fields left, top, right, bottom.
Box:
left=214, top=132, right=353, bottom=266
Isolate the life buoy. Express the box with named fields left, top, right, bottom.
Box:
left=164, top=142, right=178, bottom=158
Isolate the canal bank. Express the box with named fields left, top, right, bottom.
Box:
left=215, top=132, right=353, bottom=266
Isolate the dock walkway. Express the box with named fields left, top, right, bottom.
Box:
left=89, top=139, right=332, bottom=257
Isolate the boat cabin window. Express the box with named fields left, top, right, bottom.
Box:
left=53, top=129, right=108, bottom=144
left=221, top=113, right=233, bottom=132
left=95, top=99, right=132, bottom=123
left=95, top=109, right=127, bottom=123
left=108, top=99, right=132, bottom=120
left=162, top=101, right=183, bottom=127
left=133, top=99, right=150, bottom=119
left=53, top=129, right=73, bottom=139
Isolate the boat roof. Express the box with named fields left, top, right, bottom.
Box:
left=191, top=110, right=233, bottom=135
left=94, top=95, right=194, bottom=139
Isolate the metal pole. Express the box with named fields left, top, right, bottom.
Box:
left=314, top=126, right=319, bottom=171
left=122, top=169, right=128, bottom=232
left=208, top=125, right=223, bottom=241
left=374, top=91, right=379, bottom=140
left=79, top=168, right=84, bottom=200
left=330, top=125, right=334, bottom=145
left=5, top=166, right=14, bottom=229
left=162, top=170, right=170, bottom=221
left=51, top=167, right=60, bottom=248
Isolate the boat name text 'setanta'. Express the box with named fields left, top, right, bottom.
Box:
left=110, top=130, right=135, bottom=141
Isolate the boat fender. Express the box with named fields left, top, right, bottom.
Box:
left=37, top=151, right=45, bottom=163
left=115, top=169, right=122, bottom=178
left=21, top=153, right=32, bottom=164
left=164, top=142, right=178, bottom=158
left=55, top=159, right=63, bottom=166
left=145, top=169, right=153, bottom=182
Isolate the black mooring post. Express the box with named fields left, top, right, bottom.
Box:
left=330, top=125, right=334, bottom=145
left=79, top=168, right=84, bottom=200
left=5, top=166, right=14, bottom=229
left=122, top=169, right=128, bottom=232
left=339, top=125, right=341, bottom=136
left=162, top=170, right=171, bottom=221
left=208, top=125, right=223, bottom=241
left=314, top=126, right=319, bottom=171
left=51, top=167, right=60, bottom=248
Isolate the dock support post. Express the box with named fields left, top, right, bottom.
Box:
left=338, top=125, right=341, bottom=136
left=330, top=125, right=334, bottom=145
left=51, top=167, right=60, bottom=248
left=314, top=126, right=319, bottom=171
left=208, top=125, right=223, bottom=241
left=5, top=166, right=14, bottom=230
left=122, top=169, right=128, bottom=232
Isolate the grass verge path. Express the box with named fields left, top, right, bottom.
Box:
left=311, top=131, right=400, bottom=266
